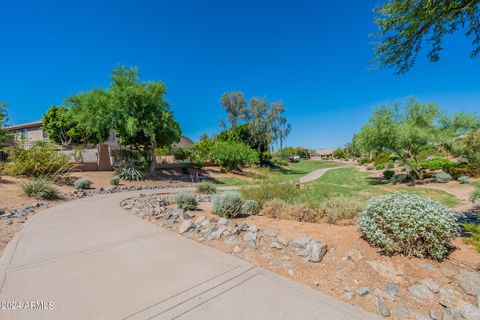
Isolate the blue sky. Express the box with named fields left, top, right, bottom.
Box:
left=1, top=0, right=479, bottom=149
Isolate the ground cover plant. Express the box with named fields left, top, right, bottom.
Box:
left=196, top=181, right=217, bottom=194
left=22, top=178, right=58, bottom=200
left=212, top=191, right=244, bottom=218
left=74, top=177, right=92, bottom=189
left=358, top=192, right=456, bottom=260
left=175, top=192, right=197, bottom=212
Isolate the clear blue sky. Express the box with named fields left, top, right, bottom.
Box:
left=1, top=0, right=479, bottom=149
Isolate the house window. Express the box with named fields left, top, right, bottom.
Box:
left=21, top=129, right=28, bottom=139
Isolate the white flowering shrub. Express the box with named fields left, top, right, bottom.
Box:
left=358, top=192, right=456, bottom=260
left=212, top=191, right=244, bottom=218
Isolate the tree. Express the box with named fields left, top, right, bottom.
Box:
left=210, top=141, right=259, bottom=171
left=0, top=102, right=12, bottom=143
left=66, top=66, right=182, bottom=174
left=220, top=91, right=247, bottom=127
left=42, top=106, right=94, bottom=145
left=373, top=0, right=480, bottom=73
left=356, top=99, right=443, bottom=179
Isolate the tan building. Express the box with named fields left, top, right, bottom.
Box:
left=311, top=149, right=333, bottom=160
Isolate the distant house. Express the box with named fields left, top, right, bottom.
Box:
left=311, top=149, right=333, bottom=160
left=3, top=120, right=194, bottom=150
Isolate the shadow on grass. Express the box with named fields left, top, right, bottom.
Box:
left=366, top=177, right=389, bottom=186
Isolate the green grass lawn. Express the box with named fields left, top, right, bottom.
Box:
left=212, top=177, right=250, bottom=186
left=295, top=167, right=460, bottom=207
left=258, top=160, right=339, bottom=183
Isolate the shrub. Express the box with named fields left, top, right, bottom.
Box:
left=435, top=172, right=452, bottom=183
left=21, top=178, right=58, bottom=200
left=459, top=176, right=470, bottom=184
left=383, top=170, right=395, bottom=180
left=241, top=182, right=297, bottom=206
left=210, top=141, right=259, bottom=171
left=212, top=191, right=244, bottom=218
left=420, top=157, right=453, bottom=171
left=386, top=162, right=394, bottom=169
left=261, top=198, right=316, bottom=222
left=74, top=177, right=92, bottom=189
left=114, top=162, right=145, bottom=181
left=5, top=143, right=72, bottom=178
left=375, top=163, right=385, bottom=170
left=242, top=199, right=260, bottom=215
left=110, top=176, right=120, bottom=186
left=273, top=158, right=289, bottom=166
left=471, top=190, right=480, bottom=204
left=317, top=197, right=364, bottom=224
left=358, top=192, right=456, bottom=260
left=196, top=181, right=217, bottom=194
left=390, top=173, right=411, bottom=184
left=175, top=192, right=198, bottom=212
left=443, top=162, right=480, bottom=179
left=463, top=222, right=480, bottom=252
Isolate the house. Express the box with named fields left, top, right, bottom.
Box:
left=3, top=120, right=194, bottom=150
left=311, top=149, right=333, bottom=160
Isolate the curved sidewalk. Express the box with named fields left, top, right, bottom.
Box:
left=0, top=191, right=377, bottom=320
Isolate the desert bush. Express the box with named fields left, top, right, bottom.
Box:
left=317, top=197, right=364, bottom=224
left=471, top=190, right=480, bottom=204
left=242, top=199, right=260, bottom=215
left=21, top=178, right=58, bottom=200
left=459, top=176, right=470, bottom=184
left=273, top=158, right=289, bottom=166
left=383, top=170, right=395, bottom=180
left=358, top=192, right=456, bottom=260
left=420, top=157, right=453, bottom=171
left=241, top=182, right=297, bottom=206
left=261, top=198, right=316, bottom=222
left=175, top=192, right=198, bottom=212
left=74, top=177, right=92, bottom=189
left=110, top=176, right=120, bottom=186
left=212, top=191, right=243, bottom=218
left=435, top=172, right=452, bottom=183
left=390, top=173, right=411, bottom=184
left=196, top=181, right=217, bottom=194
left=114, top=162, right=145, bottom=181
left=443, top=162, right=480, bottom=179
left=375, top=163, right=385, bottom=170
left=386, top=162, right=394, bottom=169
left=5, top=143, right=72, bottom=179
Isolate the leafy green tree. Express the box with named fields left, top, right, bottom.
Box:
left=220, top=91, right=247, bottom=127
left=66, top=66, right=181, bottom=173
left=42, top=106, right=94, bottom=145
left=194, top=138, right=214, bottom=164
left=0, top=102, right=12, bottom=143
left=210, top=141, right=259, bottom=171
left=332, top=148, right=347, bottom=159
left=356, top=99, right=443, bottom=179
left=373, top=0, right=480, bottom=73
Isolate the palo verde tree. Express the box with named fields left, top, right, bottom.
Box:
left=355, top=99, right=443, bottom=179
left=373, top=0, right=480, bottom=73
left=66, top=66, right=181, bottom=174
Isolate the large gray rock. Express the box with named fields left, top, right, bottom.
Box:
left=384, top=282, right=401, bottom=297
left=195, top=216, right=206, bottom=224
left=391, top=304, right=410, bottom=318
left=243, top=231, right=256, bottom=247
left=270, top=242, right=283, bottom=250
left=290, top=237, right=311, bottom=249
left=457, top=271, right=480, bottom=296
left=207, top=227, right=225, bottom=240
left=308, top=241, right=327, bottom=263
left=420, top=278, right=440, bottom=294
left=375, top=298, right=391, bottom=317
left=439, top=288, right=465, bottom=309
left=218, top=217, right=229, bottom=226
left=275, top=234, right=289, bottom=246
left=409, top=284, right=435, bottom=300
left=178, top=220, right=195, bottom=234
left=459, top=303, right=480, bottom=320
left=346, top=249, right=363, bottom=263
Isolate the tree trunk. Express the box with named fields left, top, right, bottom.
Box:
left=149, top=143, right=157, bottom=175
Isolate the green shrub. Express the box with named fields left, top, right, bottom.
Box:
left=273, top=158, right=289, bottom=166
left=241, top=182, right=297, bottom=206
left=443, top=162, right=480, bottom=179
left=5, top=143, right=72, bottom=178
left=463, top=221, right=480, bottom=252
left=420, top=157, right=453, bottom=171
left=242, top=199, right=260, bottom=215
left=386, top=162, right=394, bottom=169
left=471, top=190, right=480, bottom=204
left=21, top=178, right=58, bottom=200
left=114, top=162, right=145, bottom=181
left=74, top=178, right=92, bottom=189
left=435, top=172, right=452, bottom=183
left=210, top=141, right=259, bottom=171
left=196, top=182, right=217, bottom=194
left=375, top=163, right=385, bottom=170
left=175, top=192, right=198, bottom=212
left=317, top=197, right=363, bottom=224
left=390, top=173, right=411, bottom=184
left=358, top=192, right=456, bottom=260
left=383, top=170, right=395, bottom=180
left=212, top=191, right=244, bottom=218
left=459, top=176, right=470, bottom=184
left=110, top=176, right=120, bottom=186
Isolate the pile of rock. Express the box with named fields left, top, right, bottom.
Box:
left=121, top=194, right=328, bottom=264
left=0, top=201, right=48, bottom=225
left=66, top=185, right=188, bottom=199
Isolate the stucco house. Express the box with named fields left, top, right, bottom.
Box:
left=310, top=149, right=333, bottom=160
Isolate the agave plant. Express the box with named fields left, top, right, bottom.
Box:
left=114, top=162, right=145, bottom=181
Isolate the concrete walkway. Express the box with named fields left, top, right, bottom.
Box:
left=0, top=190, right=377, bottom=320
left=298, top=165, right=351, bottom=184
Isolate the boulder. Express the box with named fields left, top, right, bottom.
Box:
left=178, top=220, right=195, bottom=234
left=457, top=271, right=480, bottom=296
left=290, top=237, right=311, bottom=249
left=308, top=241, right=327, bottom=263
left=409, top=284, right=435, bottom=300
